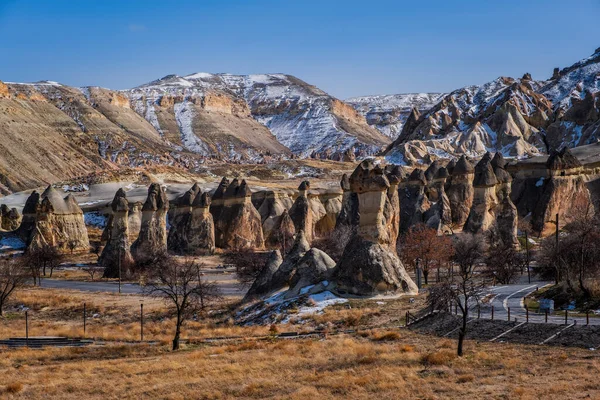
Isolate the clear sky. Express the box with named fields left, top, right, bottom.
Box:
left=0, top=0, right=599, bottom=99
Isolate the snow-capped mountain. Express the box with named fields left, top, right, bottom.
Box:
left=346, top=93, right=445, bottom=138
left=383, top=74, right=552, bottom=165
left=125, top=73, right=390, bottom=159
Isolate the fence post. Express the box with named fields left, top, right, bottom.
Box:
left=545, top=310, right=548, bottom=323
left=507, top=307, right=511, bottom=321
left=83, top=303, right=86, bottom=337
left=526, top=306, right=529, bottom=323
left=491, top=306, right=494, bottom=321
left=454, top=303, right=458, bottom=315
left=140, top=303, right=144, bottom=342
left=25, top=311, right=29, bottom=346
left=405, top=311, right=408, bottom=326
left=587, top=310, right=590, bottom=326
left=565, top=310, right=568, bottom=325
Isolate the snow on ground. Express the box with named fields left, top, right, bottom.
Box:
left=297, top=291, right=348, bottom=316
left=0, top=236, right=25, bottom=251
left=84, top=212, right=107, bottom=228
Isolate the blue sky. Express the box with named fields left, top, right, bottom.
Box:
left=0, top=0, right=599, bottom=99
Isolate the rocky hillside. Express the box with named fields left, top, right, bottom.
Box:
left=126, top=73, right=390, bottom=159
left=383, top=48, right=600, bottom=165
left=346, top=93, right=445, bottom=138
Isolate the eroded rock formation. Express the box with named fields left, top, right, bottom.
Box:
left=0, top=204, right=21, bottom=231
left=131, top=183, right=169, bottom=259
left=464, top=153, right=499, bottom=233
left=167, top=184, right=215, bottom=255
left=25, top=186, right=90, bottom=253
left=243, top=250, right=284, bottom=301
left=532, top=148, right=591, bottom=235
left=212, top=178, right=264, bottom=250
left=399, top=168, right=431, bottom=233
left=99, top=189, right=134, bottom=278
left=289, top=181, right=315, bottom=243
left=445, top=155, right=475, bottom=230
left=335, top=173, right=359, bottom=232
left=333, top=160, right=418, bottom=296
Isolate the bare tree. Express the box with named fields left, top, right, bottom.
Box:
left=143, top=256, right=222, bottom=350
left=399, top=224, right=454, bottom=284
left=485, top=242, right=525, bottom=284
left=24, top=245, right=63, bottom=281
left=82, top=265, right=101, bottom=281
left=90, top=242, right=102, bottom=260
left=67, top=240, right=78, bottom=255
left=224, top=249, right=270, bottom=287
left=428, top=234, right=485, bottom=357
left=311, top=224, right=354, bottom=263
left=0, top=258, right=29, bottom=316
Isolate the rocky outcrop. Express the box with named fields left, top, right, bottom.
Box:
left=464, top=153, right=499, bottom=234
left=287, top=248, right=336, bottom=296
left=128, top=202, right=143, bottom=243
left=243, top=250, right=284, bottom=301
left=399, top=168, right=431, bottom=234
left=269, top=230, right=311, bottom=291
left=26, top=186, right=90, bottom=253
left=289, top=181, right=314, bottom=243
left=491, top=153, right=519, bottom=246
left=131, top=183, right=169, bottom=259
left=266, top=208, right=295, bottom=249
left=212, top=178, right=264, bottom=250
left=100, top=189, right=135, bottom=278
left=335, top=173, right=359, bottom=232
left=167, top=184, right=215, bottom=255
left=531, top=148, right=591, bottom=235
left=424, top=166, right=452, bottom=233
left=0, top=205, right=21, bottom=231
left=445, top=155, right=475, bottom=230
left=256, top=190, right=293, bottom=243
left=384, top=165, right=402, bottom=250
left=333, top=160, right=418, bottom=296
left=313, top=190, right=341, bottom=236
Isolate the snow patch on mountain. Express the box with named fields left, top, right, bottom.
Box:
left=174, top=101, right=210, bottom=155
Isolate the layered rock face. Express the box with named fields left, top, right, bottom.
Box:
left=100, top=189, right=135, bottom=278
left=211, top=178, right=264, bottom=250
left=445, top=155, right=475, bottom=230
left=531, top=148, right=591, bottom=235
left=131, top=184, right=169, bottom=259
left=0, top=204, right=21, bottom=231
left=289, top=181, right=315, bottom=243
left=167, top=184, right=215, bottom=255
left=333, top=160, right=418, bottom=296
left=399, top=168, right=431, bottom=234
left=25, top=186, right=90, bottom=253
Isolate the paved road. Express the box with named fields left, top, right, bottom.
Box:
left=471, top=281, right=600, bottom=326
left=40, top=277, right=245, bottom=297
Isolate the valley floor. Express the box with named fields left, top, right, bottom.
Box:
left=0, top=288, right=599, bottom=399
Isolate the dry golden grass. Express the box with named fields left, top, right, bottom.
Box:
left=0, top=331, right=597, bottom=399
left=1, top=288, right=599, bottom=399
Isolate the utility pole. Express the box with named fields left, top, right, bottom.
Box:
left=525, top=230, right=531, bottom=284
left=118, top=247, right=122, bottom=294
left=555, top=213, right=559, bottom=284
